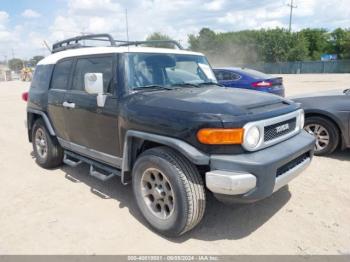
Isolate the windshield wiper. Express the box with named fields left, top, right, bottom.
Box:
left=198, top=82, right=224, bottom=87
left=133, top=85, right=174, bottom=91
left=171, top=83, right=200, bottom=88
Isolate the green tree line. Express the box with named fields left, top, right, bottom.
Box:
left=5, top=56, right=44, bottom=71
left=147, top=28, right=350, bottom=65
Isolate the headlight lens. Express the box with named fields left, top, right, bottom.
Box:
left=244, top=126, right=261, bottom=149
left=300, top=110, right=305, bottom=129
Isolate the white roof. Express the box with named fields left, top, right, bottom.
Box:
left=38, top=46, right=204, bottom=65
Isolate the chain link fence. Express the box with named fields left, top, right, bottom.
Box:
left=243, top=59, right=350, bottom=74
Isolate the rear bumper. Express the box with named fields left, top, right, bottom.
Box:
left=265, top=86, right=285, bottom=97
left=205, top=130, right=315, bottom=203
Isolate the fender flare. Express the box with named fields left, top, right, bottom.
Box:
left=121, top=130, right=210, bottom=184
left=27, top=109, right=56, bottom=136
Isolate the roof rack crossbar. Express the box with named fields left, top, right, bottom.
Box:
left=117, top=40, right=184, bottom=50
left=52, top=34, right=184, bottom=53
left=52, top=33, right=116, bottom=53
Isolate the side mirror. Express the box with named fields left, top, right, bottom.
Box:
left=84, top=73, right=106, bottom=107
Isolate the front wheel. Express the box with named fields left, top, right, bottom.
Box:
left=304, top=116, right=339, bottom=156
left=132, top=147, right=206, bottom=237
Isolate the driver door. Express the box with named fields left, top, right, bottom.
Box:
left=62, top=54, right=121, bottom=167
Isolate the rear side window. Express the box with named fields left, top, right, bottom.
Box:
left=215, top=70, right=240, bottom=81
left=51, top=59, right=73, bottom=90
left=30, top=65, right=53, bottom=90
left=72, top=56, right=113, bottom=94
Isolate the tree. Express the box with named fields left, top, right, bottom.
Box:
left=145, top=32, right=177, bottom=48
left=300, top=28, right=328, bottom=60
left=327, top=28, right=350, bottom=59
left=29, top=56, right=45, bottom=66
left=287, top=32, right=309, bottom=61
left=8, top=58, right=24, bottom=71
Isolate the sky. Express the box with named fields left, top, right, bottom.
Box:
left=0, top=0, right=350, bottom=59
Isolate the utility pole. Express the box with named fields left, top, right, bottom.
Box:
left=287, top=0, right=297, bottom=32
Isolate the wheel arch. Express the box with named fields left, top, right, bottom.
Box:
left=27, top=109, right=56, bottom=142
left=304, top=110, right=344, bottom=149
left=121, top=130, right=210, bottom=184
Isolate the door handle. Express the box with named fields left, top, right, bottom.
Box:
left=63, top=101, right=75, bottom=109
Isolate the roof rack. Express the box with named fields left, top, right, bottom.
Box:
left=52, top=33, right=184, bottom=53
left=117, top=40, right=184, bottom=50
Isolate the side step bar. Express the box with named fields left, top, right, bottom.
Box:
left=64, top=151, right=121, bottom=181
left=63, top=153, right=82, bottom=167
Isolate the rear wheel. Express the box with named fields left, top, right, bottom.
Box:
left=132, top=147, right=206, bottom=237
left=304, top=116, right=339, bottom=156
left=32, top=119, right=63, bottom=168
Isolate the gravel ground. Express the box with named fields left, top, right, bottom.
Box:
left=0, top=74, right=349, bottom=255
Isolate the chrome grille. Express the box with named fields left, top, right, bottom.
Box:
left=264, top=118, right=296, bottom=142
left=242, top=109, right=303, bottom=152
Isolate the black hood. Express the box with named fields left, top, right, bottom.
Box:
left=132, top=86, right=292, bottom=116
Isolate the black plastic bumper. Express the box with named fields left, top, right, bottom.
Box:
left=208, top=130, right=315, bottom=203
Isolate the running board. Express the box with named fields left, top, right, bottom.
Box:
left=89, top=165, right=117, bottom=181
left=64, top=150, right=121, bottom=181
left=63, top=153, right=82, bottom=167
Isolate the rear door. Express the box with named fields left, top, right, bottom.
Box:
left=47, top=59, right=74, bottom=141
left=62, top=54, right=121, bottom=167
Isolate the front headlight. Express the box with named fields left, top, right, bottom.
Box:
left=300, top=110, right=305, bottom=129
left=244, top=126, right=261, bottom=149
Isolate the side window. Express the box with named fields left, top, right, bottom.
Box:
left=72, top=56, right=113, bottom=94
left=222, top=71, right=234, bottom=81
left=214, top=70, right=224, bottom=81
left=217, top=71, right=241, bottom=81
left=31, top=65, right=54, bottom=90
left=51, top=60, right=73, bottom=90
left=231, top=73, right=240, bottom=80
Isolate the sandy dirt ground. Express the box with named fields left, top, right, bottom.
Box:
left=0, top=74, right=349, bottom=255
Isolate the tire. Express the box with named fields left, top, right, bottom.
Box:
left=32, top=119, right=63, bottom=168
left=304, top=116, right=339, bottom=156
left=132, top=146, right=206, bottom=237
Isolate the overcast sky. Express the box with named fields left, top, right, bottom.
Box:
left=0, top=0, right=349, bottom=59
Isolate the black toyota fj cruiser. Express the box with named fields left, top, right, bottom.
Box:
left=25, top=34, right=315, bottom=237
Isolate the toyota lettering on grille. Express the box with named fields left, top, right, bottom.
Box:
left=275, top=123, right=290, bottom=133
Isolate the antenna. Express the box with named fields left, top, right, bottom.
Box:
left=125, top=8, right=130, bottom=51
left=43, top=40, right=52, bottom=53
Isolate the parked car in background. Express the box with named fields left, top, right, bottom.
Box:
left=213, top=67, right=285, bottom=97
left=292, top=89, right=350, bottom=155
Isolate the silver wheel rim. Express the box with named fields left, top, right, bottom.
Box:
left=35, top=128, right=48, bottom=159
left=304, top=124, right=330, bottom=152
left=140, top=168, right=175, bottom=220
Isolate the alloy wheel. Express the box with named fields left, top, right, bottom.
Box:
left=35, top=128, right=48, bottom=159
left=304, top=124, right=330, bottom=152
left=141, top=168, right=175, bottom=219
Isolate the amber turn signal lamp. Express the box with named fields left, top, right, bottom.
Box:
left=197, top=128, right=244, bottom=145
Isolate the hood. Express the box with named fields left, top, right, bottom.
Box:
left=291, top=89, right=347, bottom=99
left=132, top=86, right=291, bottom=116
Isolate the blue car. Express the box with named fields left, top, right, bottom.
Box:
left=213, top=67, right=285, bottom=97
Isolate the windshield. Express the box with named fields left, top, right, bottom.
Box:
left=126, top=53, right=217, bottom=90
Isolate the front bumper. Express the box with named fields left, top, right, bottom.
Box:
left=206, top=130, right=315, bottom=203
